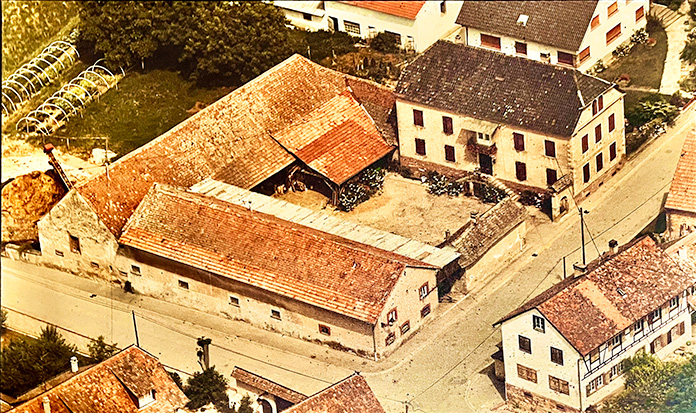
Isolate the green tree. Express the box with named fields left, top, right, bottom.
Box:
left=0, top=326, right=77, bottom=397
left=235, top=395, right=254, bottom=413
left=370, top=32, right=401, bottom=54
left=1, top=308, right=7, bottom=332
left=184, top=366, right=231, bottom=412
left=87, top=335, right=118, bottom=362
left=680, top=40, right=696, bottom=64
left=180, top=2, right=293, bottom=84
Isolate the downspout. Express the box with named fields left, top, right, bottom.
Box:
left=373, top=323, right=378, bottom=361
left=577, top=358, right=583, bottom=412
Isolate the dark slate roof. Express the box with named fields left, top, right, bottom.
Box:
left=455, top=1, right=599, bottom=52
left=395, top=41, right=612, bottom=137
left=495, top=236, right=696, bottom=356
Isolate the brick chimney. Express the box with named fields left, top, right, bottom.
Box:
left=70, top=356, right=78, bottom=373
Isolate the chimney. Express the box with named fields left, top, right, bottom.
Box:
left=470, top=211, right=478, bottom=225
left=42, top=396, right=50, bottom=413
left=609, top=239, right=619, bottom=254
left=572, top=262, right=587, bottom=278
left=70, top=356, right=78, bottom=373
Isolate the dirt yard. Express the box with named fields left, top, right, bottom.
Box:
left=276, top=172, right=493, bottom=246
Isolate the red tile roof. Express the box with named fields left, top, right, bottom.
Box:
left=75, top=55, right=395, bottom=237
left=496, top=236, right=696, bottom=356
left=231, top=367, right=307, bottom=404
left=339, top=1, right=426, bottom=20
left=10, top=346, right=187, bottom=413
left=119, top=184, right=434, bottom=323
left=665, top=131, right=696, bottom=213
left=274, top=90, right=394, bottom=185
left=284, top=373, right=385, bottom=413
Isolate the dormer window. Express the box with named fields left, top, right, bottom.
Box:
left=532, top=315, right=545, bottom=332
left=137, top=390, right=156, bottom=409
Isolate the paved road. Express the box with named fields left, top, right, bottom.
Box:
left=1, top=106, right=693, bottom=412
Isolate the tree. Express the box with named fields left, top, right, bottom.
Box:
left=184, top=366, right=231, bottom=412
left=680, top=40, right=696, bottom=64
left=0, top=326, right=78, bottom=397
left=87, top=335, right=118, bottom=362
left=0, top=308, right=7, bottom=332
left=179, top=2, right=294, bottom=84
left=370, top=32, right=401, bottom=54
left=235, top=395, right=254, bottom=413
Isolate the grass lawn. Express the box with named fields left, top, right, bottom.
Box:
left=598, top=24, right=668, bottom=88
left=53, top=70, right=232, bottom=158
left=1, top=1, right=78, bottom=78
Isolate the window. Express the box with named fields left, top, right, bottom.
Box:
left=69, top=235, right=80, bottom=254
left=513, top=132, right=525, bottom=151
left=595, top=124, right=602, bottom=142
left=55, top=250, right=64, bottom=257
left=302, top=12, right=312, bottom=21
left=271, top=309, right=281, bottom=320
left=440, top=1, right=446, bottom=13
left=607, top=2, right=618, bottom=18
left=400, top=321, right=411, bottom=335
left=591, top=15, right=600, bottom=29
left=544, top=140, right=556, bottom=157
left=519, top=335, right=532, bottom=353
left=178, top=280, right=189, bottom=289
left=582, top=134, right=589, bottom=153
left=385, top=332, right=396, bottom=345
left=478, top=132, right=491, bottom=141
left=606, top=23, right=622, bottom=45
left=229, top=296, right=239, bottom=307
left=368, top=26, right=376, bottom=38
left=131, top=265, right=141, bottom=275
left=634, top=319, right=644, bottom=333
left=649, top=308, right=661, bottom=324
left=421, top=304, right=431, bottom=318
left=532, top=315, right=545, bottom=332
left=344, top=20, right=360, bottom=35
left=610, top=362, right=625, bottom=379
left=445, top=145, right=456, bottom=162
left=583, top=163, right=591, bottom=183
left=636, top=6, right=645, bottom=22
left=587, top=375, right=604, bottom=395
left=415, top=139, right=426, bottom=155
left=558, top=51, right=574, bottom=66
left=598, top=96, right=604, bottom=111
left=547, top=169, right=558, bottom=186
left=596, top=152, right=604, bottom=172
left=517, top=364, right=537, bottom=383
left=670, top=296, right=679, bottom=308
left=387, top=308, right=398, bottom=324
left=413, top=109, right=424, bottom=126
left=442, top=116, right=453, bottom=135
left=579, top=46, right=591, bottom=64
left=609, top=333, right=622, bottom=348
left=515, top=162, right=527, bottom=181
left=610, top=142, right=617, bottom=160
left=515, top=41, right=528, bottom=55
left=137, top=389, right=156, bottom=409
left=385, top=31, right=402, bottom=46
left=419, top=283, right=429, bottom=299
left=549, top=376, right=569, bottom=395
left=608, top=113, right=616, bottom=132
left=551, top=347, right=564, bottom=365
left=319, top=324, right=331, bottom=335
left=480, top=33, right=501, bottom=50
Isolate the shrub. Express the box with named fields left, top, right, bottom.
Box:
left=425, top=171, right=464, bottom=197
left=681, top=39, right=696, bottom=63
left=626, top=93, right=678, bottom=126
left=293, top=29, right=357, bottom=62
left=630, top=28, right=649, bottom=45
left=681, top=67, right=696, bottom=92
left=588, top=60, right=606, bottom=75
left=338, top=182, right=370, bottom=212
left=646, top=14, right=664, bottom=32
left=370, top=32, right=401, bottom=54
left=612, top=41, right=633, bottom=59
left=88, top=335, right=118, bottom=362
left=359, top=167, right=386, bottom=190
left=478, top=185, right=507, bottom=204
left=519, top=190, right=546, bottom=208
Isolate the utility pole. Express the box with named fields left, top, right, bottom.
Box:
left=197, top=337, right=212, bottom=370
left=132, top=310, right=140, bottom=347
left=579, top=208, right=589, bottom=265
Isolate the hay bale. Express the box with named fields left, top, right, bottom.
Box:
left=1, top=169, right=66, bottom=243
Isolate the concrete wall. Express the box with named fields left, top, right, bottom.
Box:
left=501, top=309, right=583, bottom=411
left=569, top=87, right=626, bottom=196
left=451, top=0, right=649, bottom=72
left=324, top=1, right=463, bottom=52
left=372, top=266, right=439, bottom=358
left=396, top=99, right=572, bottom=191
left=36, top=190, right=119, bottom=279
left=115, top=247, right=377, bottom=357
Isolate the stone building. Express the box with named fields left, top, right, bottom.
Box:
left=451, top=0, right=649, bottom=71
left=665, top=131, right=696, bottom=240
left=494, top=236, right=696, bottom=412
left=395, top=40, right=625, bottom=220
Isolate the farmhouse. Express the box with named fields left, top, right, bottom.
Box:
left=451, top=0, right=649, bottom=71
left=494, top=236, right=696, bottom=412
left=395, top=41, right=625, bottom=220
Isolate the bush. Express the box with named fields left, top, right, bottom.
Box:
left=338, top=168, right=386, bottom=212
left=626, top=93, right=678, bottom=126
left=681, top=39, right=696, bottom=64
left=478, top=184, right=507, bottom=204
left=655, top=0, right=684, bottom=11
left=646, top=14, right=664, bottom=32
left=612, top=41, right=633, bottom=59
left=587, top=60, right=606, bottom=75
left=329, top=49, right=405, bottom=83
left=184, top=367, right=231, bottom=412
left=370, top=32, right=401, bottom=54
left=292, top=29, right=357, bottom=62
left=425, top=171, right=464, bottom=197
left=519, top=190, right=547, bottom=208
left=679, top=67, right=696, bottom=92
left=359, top=167, right=386, bottom=190
left=630, top=28, right=649, bottom=45
left=88, top=335, right=118, bottom=362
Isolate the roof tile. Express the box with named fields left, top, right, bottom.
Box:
left=339, top=1, right=426, bottom=20
left=665, top=131, right=696, bottom=213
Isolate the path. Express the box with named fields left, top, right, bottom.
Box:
left=658, top=2, right=692, bottom=95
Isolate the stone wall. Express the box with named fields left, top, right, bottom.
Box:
left=506, top=383, right=581, bottom=413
